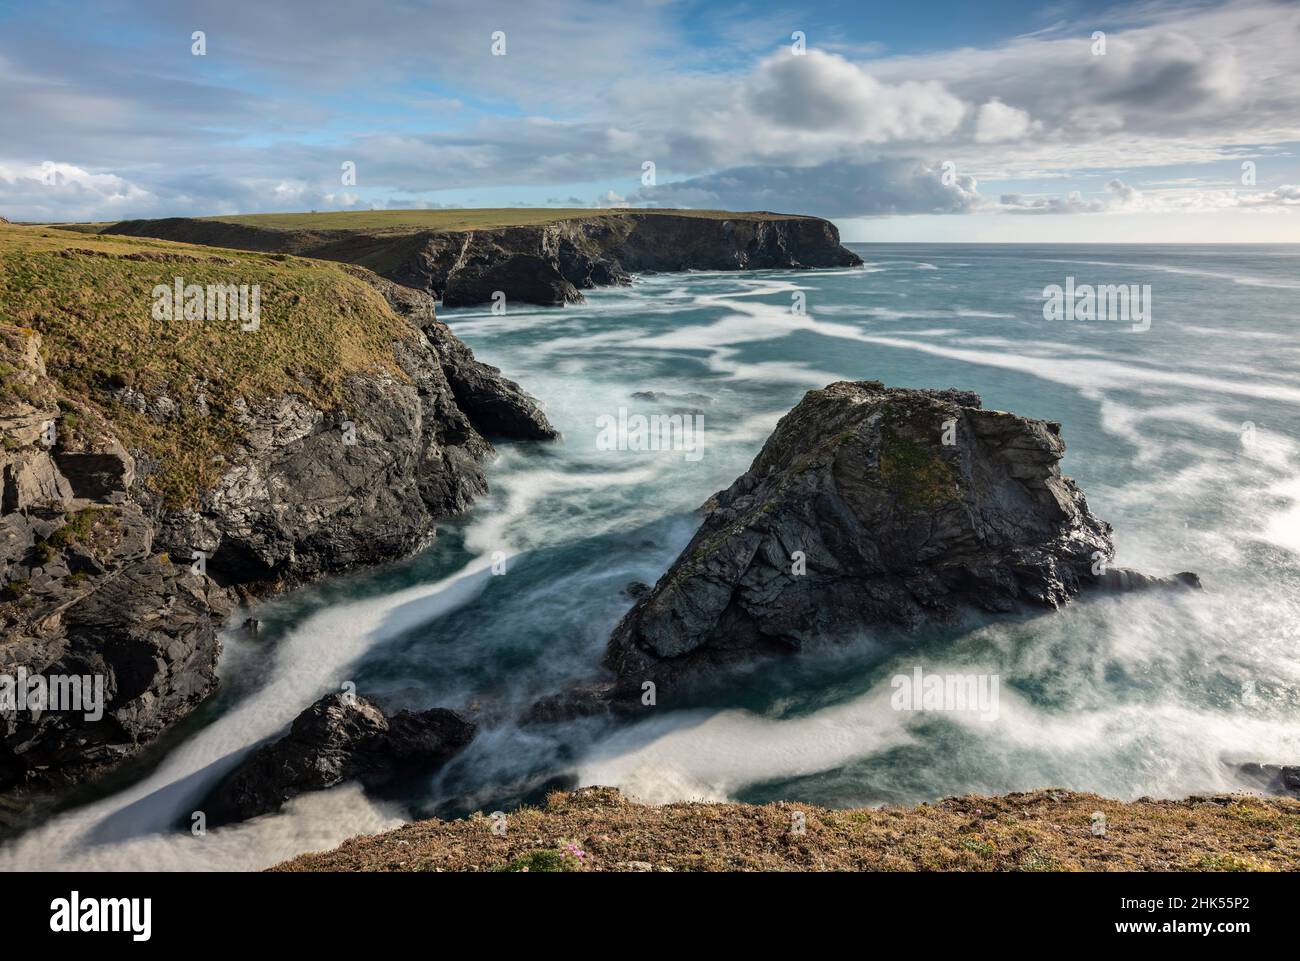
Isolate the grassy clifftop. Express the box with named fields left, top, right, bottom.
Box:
left=273, top=786, right=1300, bottom=872
left=0, top=223, right=415, bottom=505
left=128, top=207, right=815, bottom=235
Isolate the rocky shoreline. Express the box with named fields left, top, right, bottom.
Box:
left=3, top=210, right=859, bottom=829
left=104, top=211, right=863, bottom=307
left=0, top=225, right=553, bottom=826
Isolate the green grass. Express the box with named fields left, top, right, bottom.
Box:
left=491, top=849, right=579, bottom=873
left=879, top=429, right=959, bottom=509
left=0, top=224, right=415, bottom=506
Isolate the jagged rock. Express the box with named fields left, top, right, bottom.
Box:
left=2, top=451, right=73, bottom=511
left=104, top=212, right=863, bottom=307
left=602, top=381, right=1199, bottom=699
left=343, top=267, right=558, bottom=440
left=1, top=559, right=228, bottom=793
left=203, top=693, right=476, bottom=823
left=152, top=273, right=555, bottom=587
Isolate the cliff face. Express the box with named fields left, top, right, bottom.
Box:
left=602, top=382, right=1197, bottom=700
left=104, top=212, right=863, bottom=307
left=0, top=228, right=554, bottom=814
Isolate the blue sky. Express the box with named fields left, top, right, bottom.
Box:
left=1, top=0, right=1298, bottom=240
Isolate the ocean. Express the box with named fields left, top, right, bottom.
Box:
left=4, top=243, right=1298, bottom=870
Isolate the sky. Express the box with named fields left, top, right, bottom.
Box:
left=1, top=0, right=1298, bottom=241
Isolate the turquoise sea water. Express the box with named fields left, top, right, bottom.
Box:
left=5, top=243, right=1299, bottom=869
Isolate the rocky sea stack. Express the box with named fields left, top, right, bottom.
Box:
left=204, top=693, right=476, bottom=824
left=603, top=381, right=1199, bottom=700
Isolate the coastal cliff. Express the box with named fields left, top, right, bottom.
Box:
left=0, top=224, right=553, bottom=819
left=103, top=210, right=863, bottom=307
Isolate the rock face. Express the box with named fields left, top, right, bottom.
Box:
left=0, top=267, right=552, bottom=809
left=203, top=693, right=475, bottom=823
left=104, top=212, right=863, bottom=307
left=0, top=326, right=231, bottom=799
left=154, top=273, right=557, bottom=588
left=603, top=381, right=1198, bottom=699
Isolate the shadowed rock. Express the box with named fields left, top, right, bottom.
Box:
left=204, top=693, right=476, bottom=823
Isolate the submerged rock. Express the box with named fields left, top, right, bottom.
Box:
left=204, top=693, right=476, bottom=823
left=602, top=381, right=1199, bottom=700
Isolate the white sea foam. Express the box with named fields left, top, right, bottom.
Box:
left=1034, top=257, right=1300, bottom=290
left=577, top=686, right=916, bottom=803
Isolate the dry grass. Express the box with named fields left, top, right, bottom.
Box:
left=272, top=786, right=1300, bottom=873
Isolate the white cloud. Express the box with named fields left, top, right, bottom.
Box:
left=974, top=99, right=1035, bottom=143
left=0, top=161, right=157, bottom=221
left=743, top=50, right=967, bottom=144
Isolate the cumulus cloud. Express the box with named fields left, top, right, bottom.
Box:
left=743, top=50, right=967, bottom=144
left=998, top=178, right=1142, bottom=215
left=1237, top=184, right=1300, bottom=208
left=0, top=162, right=156, bottom=221
left=999, top=190, right=1107, bottom=215
left=974, top=99, right=1035, bottom=143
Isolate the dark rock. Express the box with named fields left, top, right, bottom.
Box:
left=603, top=381, right=1198, bottom=699
left=524, top=685, right=615, bottom=725
left=203, top=693, right=476, bottom=823
left=344, top=268, right=558, bottom=441
left=623, top=581, right=650, bottom=599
